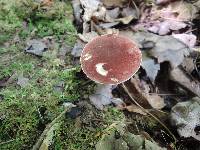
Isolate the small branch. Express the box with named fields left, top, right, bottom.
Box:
left=0, top=139, right=15, bottom=145
left=32, top=106, right=73, bottom=150
left=121, top=83, right=177, bottom=143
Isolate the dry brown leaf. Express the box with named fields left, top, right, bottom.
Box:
left=136, top=1, right=198, bottom=35
left=124, top=76, right=165, bottom=109
left=115, top=15, right=135, bottom=24
left=170, top=68, right=200, bottom=97
left=41, top=0, right=53, bottom=6
left=126, top=104, right=147, bottom=115
left=102, top=0, right=128, bottom=7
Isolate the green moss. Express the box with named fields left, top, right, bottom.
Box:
left=52, top=107, right=125, bottom=150
left=0, top=0, right=76, bottom=45
left=0, top=1, right=126, bottom=149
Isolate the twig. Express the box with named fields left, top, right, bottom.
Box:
left=32, top=106, right=72, bottom=150
left=0, top=139, right=15, bottom=145
left=121, top=83, right=177, bottom=143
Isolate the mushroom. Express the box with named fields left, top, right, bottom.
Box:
left=80, top=34, right=142, bottom=84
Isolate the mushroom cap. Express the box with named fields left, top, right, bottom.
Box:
left=80, top=34, right=142, bottom=84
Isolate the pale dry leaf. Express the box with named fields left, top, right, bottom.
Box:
left=121, top=7, right=138, bottom=18
left=80, top=0, right=101, bottom=21
left=151, top=35, right=190, bottom=68
left=115, top=15, right=135, bottom=24
left=141, top=58, right=160, bottom=83
left=172, top=33, right=197, bottom=48
left=156, top=0, right=177, bottom=5
left=138, top=1, right=198, bottom=35
left=71, top=39, right=85, bottom=57
left=146, top=94, right=166, bottom=110
left=181, top=57, right=195, bottom=73
left=170, top=68, right=200, bottom=97
left=120, top=31, right=190, bottom=68
left=25, top=39, right=48, bottom=56
left=89, top=84, right=123, bottom=110
left=104, top=28, right=119, bottom=35
left=99, top=22, right=119, bottom=29
left=106, top=7, right=120, bottom=19
left=93, top=6, right=107, bottom=21
left=78, top=31, right=98, bottom=43
left=72, top=0, right=82, bottom=25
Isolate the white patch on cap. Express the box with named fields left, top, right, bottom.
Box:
left=96, top=63, right=108, bottom=76
left=128, top=48, right=134, bottom=54
left=111, top=78, right=119, bottom=82
left=84, top=53, right=92, bottom=60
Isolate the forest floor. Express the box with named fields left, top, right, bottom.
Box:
left=0, top=0, right=200, bottom=150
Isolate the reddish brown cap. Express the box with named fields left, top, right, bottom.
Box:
left=80, top=34, right=142, bottom=84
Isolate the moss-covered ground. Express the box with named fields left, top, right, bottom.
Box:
left=0, top=1, right=127, bottom=149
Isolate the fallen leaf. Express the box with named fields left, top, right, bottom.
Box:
left=57, top=44, right=71, bottom=60
left=89, top=84, right=123, bottom=110
left=136, top=1, right=198, bottom=35
left=141, top=58, right=160, bottom=83
left=93, top=6, right=107, bottom=21
left=171, top=97, right=200, bottom=141
left=120, top=31, right=190, bottom=68
left=99, top=22, right=119, bottom=29
left=39, top=123, right=59, bottom=150
left=170, top=68, right=200, bottom=97
left=25, top=39, right=48, bottom=56
left=106, top=7, right=120, bottom=19
left=71, top=39, right=85, bottom=57
left=72, top=0, right=83, bottom=26
left=124, top=76, right=165, bottom=109
left=80, top=0, right=101, bottom=22
left=147, top=94, right=166, bottom=110
left=121, top=6, right=138, bottom=19
left=172, top=33, right=197, bottom=48
left=102, top=0, right=128, bottom=7
left=150, top=36, right=190, bottom=68
left=156, top=0, right=174, bottom=5
left=181, top=57, right=195, bottom=73
left=89, top=84, right=113, bottom=110
left=78, top=31, right=98, bottom=43
left=115, top=15, right=135, bottom=24
left=126, top=104, right=147, bottom=115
